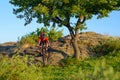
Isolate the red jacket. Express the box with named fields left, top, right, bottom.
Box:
left=38, top=36, right=49, bottom=43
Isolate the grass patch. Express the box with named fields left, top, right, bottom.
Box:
left=0, top=50, right=120, bottom=80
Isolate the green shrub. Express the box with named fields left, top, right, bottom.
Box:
left=93, top=38, right=120, bottom=56
left=0, top=51, right=120, bottom=80
left=20, top=33, right=38, bottom=45
left=0, top=55, right=43, bottom=80
left=106, top=39, right=120, bottom=52
left=19, top=27, right=63, bottom=45
left=48, top=27, right=63, bottom=42
left=36, top=27, right=49, bottom=36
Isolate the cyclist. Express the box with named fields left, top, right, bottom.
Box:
left=37, top=32, right=50, bottom=51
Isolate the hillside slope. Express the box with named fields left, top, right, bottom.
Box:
left=0, top=32, right=120, bottom=65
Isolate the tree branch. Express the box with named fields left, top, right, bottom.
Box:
left=76, top=15, right=86, bottom=26
left=52, top=16, right=62, bottom=23
left=74, top=15, right=86, bottom=38
left=66, top=24, right=74, bottom=38
left=81, top=16, right=86, bottom=24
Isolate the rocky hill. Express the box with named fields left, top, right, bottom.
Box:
left=0, top=32, right=119, bottom=65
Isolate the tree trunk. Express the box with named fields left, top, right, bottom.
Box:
left=65, top=16, right=86, bottom=59
left=71, top=37, right=81, bottom=59
left=66, top=24, right=81, bottom=59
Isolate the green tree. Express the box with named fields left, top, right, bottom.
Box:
left=10, top=0, right=120, bottom=59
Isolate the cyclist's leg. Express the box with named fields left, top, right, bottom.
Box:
left=42, top=43, right=48, bottom=66
left=39, top=42, right=43, bottom=56
left=44, top=41, right=49, bottom=62
left=44, top=41, right=49, bottom=50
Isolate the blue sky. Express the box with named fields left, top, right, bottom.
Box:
left=0, top=0, right=120, bottom=43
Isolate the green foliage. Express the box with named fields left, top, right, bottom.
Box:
left=36, top=27, right=49, bottom=36
left=93, top=38, right=120, bottom=55
left=76, top=23, right=87, bottom=32
left=0, top=55, right=43, bottom=80
left=0, top=50, right=120, bottom=80
left=59, top=51, right=120, bottom=80
left=105, top=38, right=120, bottom=52
left=10, top=0, right=120, bottom=26
left=19, top=27, right=63, bottom=45
left=36, top=27, right=63, bottom=41
left=48, top=27, right=63, bottom=41
left=20, top=32, right=38, bottom=45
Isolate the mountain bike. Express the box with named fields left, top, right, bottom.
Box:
left=39, top=42, right=49, bottom=66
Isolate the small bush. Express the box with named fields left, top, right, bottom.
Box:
left=20, top=33, right=38, bottom=45
left=106, top=39, right=120, bottom=52
left=19, top=27, right=63, bottom=45
left=0, top=55, right=43, bottom=80
left=48, top=27, right=63, bottom=42
left=93, top=38, right=120, bottom=56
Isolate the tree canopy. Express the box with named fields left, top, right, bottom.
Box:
left=10, top=0, right=120, bottom=26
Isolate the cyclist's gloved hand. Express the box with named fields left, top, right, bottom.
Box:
left=39, top=46, right=42, bottom=48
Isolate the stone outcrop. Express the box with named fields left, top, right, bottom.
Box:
left=0, top=32, right=119, bottom=65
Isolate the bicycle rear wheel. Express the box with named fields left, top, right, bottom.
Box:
left=41, top=45, right=49, bottom=66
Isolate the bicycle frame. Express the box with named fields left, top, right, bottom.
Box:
left=40, top=42, right=48, bottom=66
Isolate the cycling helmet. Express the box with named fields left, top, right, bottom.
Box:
left=41, top=32, right=46, bottom=38
left=41, top=32, right=45, bottom=34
